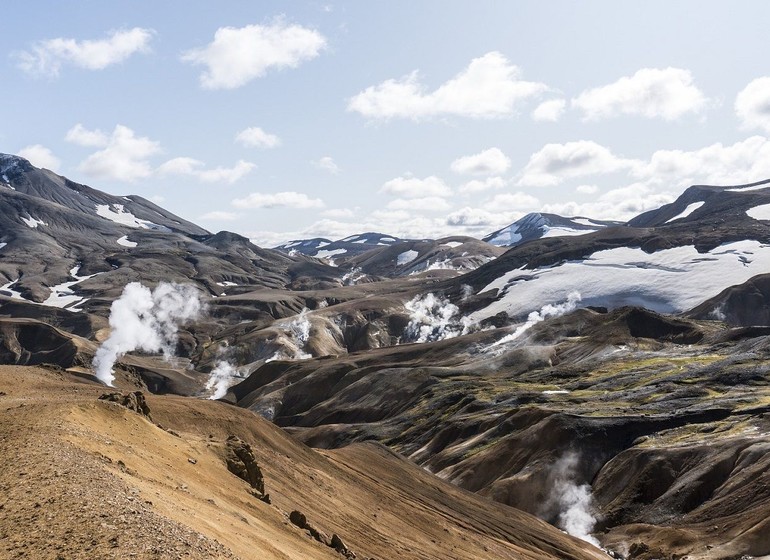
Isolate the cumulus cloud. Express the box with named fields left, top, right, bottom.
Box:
left=532, top=98, right=566, bottom=122
left=483, top=192, right=540, bottom=211
left=542, top=183, right=675, bottom=221
left=458, top=176, right=507, bottom=195
left=157, top=157, right=255, bottom=183
left=635, top=135, right=770, bottom=186
left=73, top=124, right=161, bottom=182
left=65, top=123, right=110, bottom=147
left=450, top=147, right=511, bottom=175
left=380, top=174, right=452, bottom=198
left=446, top=207, right=515, bottom=227
left=572, top=67, right=708, bottom=121
left=235, top=126, right=281, bottom=148
left=313, top=156, right=339, bottom=174
left=17, top=144, right=60, bottom=171
left=576, top=184, right=599, bottom=195
left=15, top=27, right=154, bottom=77
left=321, top=208, right=356, bottom=218
left=517, top=140, right=639, bottom=187
left=182, top=21, right=326, bottom=89
left=386, top=196, right=451, bottom=212
left=232, top=191, right=324, bottom=209
left=199, top=211, right=239, bottom=221
left=347, top=51, right=548, bottom=120
left=735, top=77, right=770, bottom=133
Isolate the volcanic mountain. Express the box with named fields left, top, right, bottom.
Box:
left=5, top=154, right=770, bottom=558
left=483, top=212, right=621, bottom=247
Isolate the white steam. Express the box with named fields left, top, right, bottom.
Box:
left=205, top=360, right=242, bottom=400
left=546, top=453, right=601, bottom=548
left=267, top=309, right=313, bottom=361
left=92, top=282, right=203, bottom=386
left=404, top=293, right=472, bottom=343
left=492, top=291, right=582, bottom=348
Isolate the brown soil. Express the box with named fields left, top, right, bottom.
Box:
left=0, top=365, right=605, bottom=560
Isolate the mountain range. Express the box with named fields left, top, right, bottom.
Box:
left=4, top=152, right=770, bottom=559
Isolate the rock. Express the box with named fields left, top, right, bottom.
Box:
left=628, top=542, right=650, bottom=558
left=331, top=533, right=355, bottom=558
left=225, top=436, right=265, bottom=496
left=289, top=510, right=307, bottom=528
left=288, top=510, right=329, bottom=546
left=98, top=391, right=152, bottom=420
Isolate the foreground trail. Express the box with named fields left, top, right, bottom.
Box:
left=0, top=366, right=605, bottom=560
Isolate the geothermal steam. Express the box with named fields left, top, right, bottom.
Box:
left=544, top=453, right=601, bottom=547
left=404, top=293, right=472, bottom=343
left=205, top=360, right=241, bottom=400
left=492, top=291, right=582, bottom=347
left=93, top=282, right=203, bottom=386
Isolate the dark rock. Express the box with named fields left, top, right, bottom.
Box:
left=225, top=435, right=265, bottom=495
left=98, top=391, right=152, bottom=420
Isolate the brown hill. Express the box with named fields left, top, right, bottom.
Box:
left=0, top=365, right=606, bottom=560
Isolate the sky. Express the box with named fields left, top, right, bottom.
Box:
left=4, top=1, right=770, bottom=246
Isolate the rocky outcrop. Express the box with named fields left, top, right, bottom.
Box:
left=224, top=435, right=265, bottom=496
left=98, top=391, right=153, bottom=421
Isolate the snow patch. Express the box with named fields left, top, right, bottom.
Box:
left=472, top=240, right=770, bottom=322
left=116, top=235, right=137, bottom=248
left=397, top=250, right=419, bottom=265
left=665, top=201, right=705, bottom=223
left=96, top=203, right=170, bottom=231
left=487, top=225, right=522, bottom=246
left=442, top=241, right=464, bottom=248
left=316, top=248, right=347, bottom=259
left=746, top=203, right=770, bottom=221
left=0, top=243, right=6, bottom=250
left=541, top=226, right=596, bottom=238
left=21, top=216, right=47, bottom=228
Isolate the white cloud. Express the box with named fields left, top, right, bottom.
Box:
left=735, top=77, right=770, bottom=133
left=572, top=67, right=707, bottom=121
left=446, top=206, right=517, bottom=227
left=635, top=135, right=770, bottom=187
left=232, top=191, right=324, bottom=209
left=380, top=174, right=452, bottom=198
left=65, top=123, right=110, bottom=147
left=16, top=28, right=153, bottom=77
left=17, top=144, right=61, bottom=171
left=182, top=21, right=326, bottom=89
left=542, top=183, right=674, bottom=222
left=450, top=147, right=510, bottom=176
left=532, top=99, right=566, bottom=122
left=199, top=211, right=239, bottom=221
left=313, top=156, right=339, bottom=174
left=348, top=51, right=548, bottom=120
left=458, top=176, right=507, bottom=194
left=235, top=126, right=281, bottom=148
left=517, top=140, right=639, bottom=187
left=74, top=124, right=161, bottom=182
left=157, top=157, right=255, bottom=183
left=386, top=196, right=451, bottom=212
left=483, top=192, right=540, bottom=211
left=321, top=208, right=356, bottom=218
left=576, top=184, right=599, bottom=195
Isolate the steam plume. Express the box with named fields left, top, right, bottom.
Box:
left=205, top=360, right=242, bottom=399
left=93, top=282, right=203, bottom=386
left=492, top=291, right=581, bottom=347
left=404, top=293, right=472, bottom=343
left=544, top=453, right=601, bottom=547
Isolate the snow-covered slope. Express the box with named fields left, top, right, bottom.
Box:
left=483, top=213, right=619, bottom=247
left=470, top=240, right=770, bottom=321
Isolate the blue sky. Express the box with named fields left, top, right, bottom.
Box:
left=4, top=1, right=770, bottom=245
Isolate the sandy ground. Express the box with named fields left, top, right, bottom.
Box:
left=0, top=365, right=606, bottom=560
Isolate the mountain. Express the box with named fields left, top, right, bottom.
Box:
left=275, top=232, right=402, bottom=258
left=0, top=153, right=339, bottom=309
left=483, top=212, right=621, bottom=247
left=7, top=153, right=770, bottom=558
left=456, top=182, right=770, bottom=323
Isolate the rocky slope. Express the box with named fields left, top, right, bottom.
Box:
left=0, top=365, right=606, bottom=560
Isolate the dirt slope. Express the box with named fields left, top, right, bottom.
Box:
left=0, top=366, right=605, bottom=560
